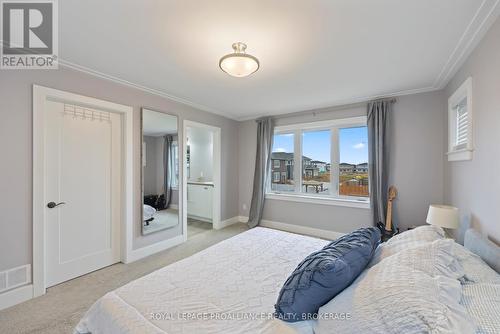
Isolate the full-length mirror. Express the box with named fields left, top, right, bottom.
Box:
left=141, top=109, right=179, bottom=235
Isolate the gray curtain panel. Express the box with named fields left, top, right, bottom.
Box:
left=367, top=100, right=392, bottom=228
left=248, top=117, right=274, bottom=228
left=163, top=135, right=174, bottom=209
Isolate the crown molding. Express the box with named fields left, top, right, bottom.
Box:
left=58, top=59, right=240, bottom=120
left=433, top=0, right=500, bottom=89
left=234, top=85, right=437, bottom=121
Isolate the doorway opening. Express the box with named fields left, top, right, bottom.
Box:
left=182, top=121, right=221, bottom=239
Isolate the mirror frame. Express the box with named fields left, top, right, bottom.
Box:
left=140, top=107, right=180, bottom=236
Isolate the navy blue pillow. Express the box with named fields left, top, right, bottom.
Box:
left=274, top=227, right=381, bottom=322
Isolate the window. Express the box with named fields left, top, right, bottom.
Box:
left=267, top=116, right=369, bottom=206
left=273, top=172, right=280, bottom=182
left=302, top=130, right=331, bottom=194
left=339, top=127, right=369, bottom=197
left=271, top=133, right=294, bottom=192
left=171, top=141, right=179, bottom=188
left=448, top=77, right=473, bottom=161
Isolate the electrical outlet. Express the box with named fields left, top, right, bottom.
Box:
left=242, top=204, right=247, bottom=211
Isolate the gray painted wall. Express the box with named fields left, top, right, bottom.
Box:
left=444, top=17, right=500, bottom=243
left=238, top=91, right=446, bottom=233
left=0, top=66, right=239, bottom=271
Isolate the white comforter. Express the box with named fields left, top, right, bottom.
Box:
left=75, top=227, right=328, bottom=334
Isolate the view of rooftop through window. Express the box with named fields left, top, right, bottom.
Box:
left=270, top=125, right=369, bottom=198
left=339, top=127, right=369, bottom=197
left=271, top=133, right=295, bottom=192
left=302, top=130, right=331, bottom=194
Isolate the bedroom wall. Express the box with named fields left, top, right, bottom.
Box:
left=0, top=66, right=239, bottom=272
left=238, top=90, right=446, bottom=233
left=443, top=16, right=500, bottom=243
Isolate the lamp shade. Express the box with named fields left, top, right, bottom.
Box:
left=426, top=205, right=459, bottom=229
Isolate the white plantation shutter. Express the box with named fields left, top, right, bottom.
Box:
left=455, top=98, right=468, bottom=149
left=448, top=77, right=472, bottom=161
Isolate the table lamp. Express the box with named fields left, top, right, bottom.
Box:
left=426, top=205, right=459, bottom=237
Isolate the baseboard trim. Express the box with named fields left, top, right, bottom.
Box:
left=216, top=216, right=243, bottom=230
left=125, top=234, right=185, bottom=263
left=0, top=284, right=33, bottom=311
left=238, top=216, right=344, bottom=240
left=187, top=214, right=212, bottom=223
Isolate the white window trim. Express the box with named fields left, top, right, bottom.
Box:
left=447, top=77, right=473, bottom=161
left=267, top=116, right=370, bottom=207
left=266, top=193, right=370, bottom=209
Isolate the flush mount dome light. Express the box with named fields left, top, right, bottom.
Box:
left=219, top=42, right=259, bottom=77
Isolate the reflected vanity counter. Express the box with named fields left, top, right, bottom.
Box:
left=187, top=181, right=214, bottom=223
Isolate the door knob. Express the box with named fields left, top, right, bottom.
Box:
left=47, top=201, right=66, bottom=208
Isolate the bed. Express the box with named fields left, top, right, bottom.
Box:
left=75, top=225, right=500, bottom=334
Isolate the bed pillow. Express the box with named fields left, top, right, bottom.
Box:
left=369, top=224, right=445, bottom=266
left=314, top=259, right=476, bottom=334
left=387, top=224, right=445, bottom=244
left=450, top=241, right=500, bottom=284
left=274, top=227, right=380, bottom=322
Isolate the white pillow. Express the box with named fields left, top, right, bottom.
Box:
left=387, top=225, right=445, bottom=245
left=450, top=242, right=500, bottom=284
left=369, top=225, right=445, bottom=266
left=314, top=260, right=476, bottom=334
left=380, top=239, right=465, bottom=280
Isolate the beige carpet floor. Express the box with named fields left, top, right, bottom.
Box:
left=187, top=218, right=213, bottom=237
left=0, top=223, right=248, bottom=334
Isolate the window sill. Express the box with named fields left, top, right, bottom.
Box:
left=447, top=148, right=473, bottom=161
left=265, top=193, right=370, bottom=209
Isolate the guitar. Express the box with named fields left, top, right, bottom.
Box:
left=377, top=186, right=399, bottom=242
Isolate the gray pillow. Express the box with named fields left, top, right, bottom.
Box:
left=274, top=227, right=380, bottom=322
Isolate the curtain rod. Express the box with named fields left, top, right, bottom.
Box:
left=261, top=98, right=397, bottom=121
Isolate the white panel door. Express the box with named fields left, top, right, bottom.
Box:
left=45, top=101, right=121, bottom=287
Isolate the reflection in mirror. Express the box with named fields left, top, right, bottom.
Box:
left=142, top=109, right=179, bottom=235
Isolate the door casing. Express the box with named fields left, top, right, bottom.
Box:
left=33, top=85, right=134, bottom=297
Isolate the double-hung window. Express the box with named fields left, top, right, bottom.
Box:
left=267, top=116, right=369, bottom=208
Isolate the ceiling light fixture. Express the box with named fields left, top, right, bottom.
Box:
left=219, top=42, right=259, bottom=77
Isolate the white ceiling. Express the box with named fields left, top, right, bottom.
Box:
left=59, top=0, right=500, bottom=120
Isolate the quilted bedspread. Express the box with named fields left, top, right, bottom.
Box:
left=75, top=227, right=329, bottom=334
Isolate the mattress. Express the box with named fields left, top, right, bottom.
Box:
left=75, top=227, right=329, bottom=334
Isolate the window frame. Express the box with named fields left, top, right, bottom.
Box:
left=266, top=116, right=369, bottom=209
left=447, top=77, right=473, bottom=161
